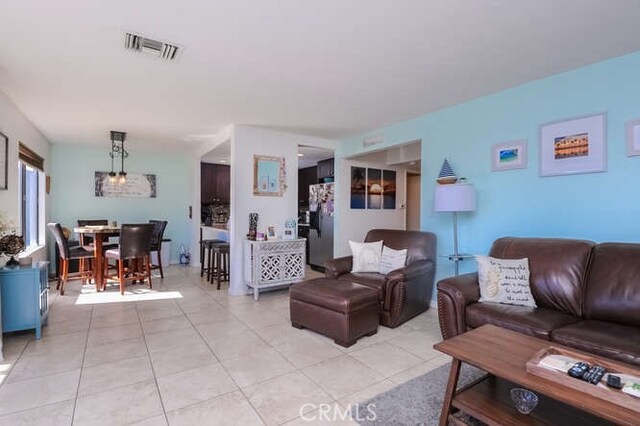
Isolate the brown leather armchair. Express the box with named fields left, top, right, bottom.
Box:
left=324, top=229, right=437, bottom=328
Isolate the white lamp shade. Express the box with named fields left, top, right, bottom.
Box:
left=434, top=183, right=476, bottom=212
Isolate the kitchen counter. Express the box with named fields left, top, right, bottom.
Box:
left=201, top=224, right=229, bottom=242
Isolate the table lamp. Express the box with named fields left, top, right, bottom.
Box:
left=434, top=183, right=477, bottom=275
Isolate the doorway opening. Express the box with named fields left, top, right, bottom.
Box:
left=297, top=145, right=335, bottom=272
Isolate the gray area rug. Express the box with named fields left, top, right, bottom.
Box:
left=353, top=363, right=485, bottom=426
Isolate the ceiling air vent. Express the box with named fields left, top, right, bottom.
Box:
left=124, top=33, right=179, bottom=61
left=363, top=134, right=384, bottom=148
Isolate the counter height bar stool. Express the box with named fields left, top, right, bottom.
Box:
left=199, top=227, right=224, bottom=279
left=104, top=224, right=155, bottom=295
left=48, top=223, right=95, bottom=295
left=212, top=243, right=230, bottom=290
left=149, top=220, right=168, bottom=278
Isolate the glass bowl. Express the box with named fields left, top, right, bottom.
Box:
left=510, top=388, right=539, bottom=414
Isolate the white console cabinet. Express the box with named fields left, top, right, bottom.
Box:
left=243, top=239, right=306, bottom=300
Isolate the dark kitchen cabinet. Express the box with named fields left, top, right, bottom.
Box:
left=317, top=158, right=334, bottom=181
left=201, top=163, right=230, bottom=204
left=298, top=166, right=317, bottom=207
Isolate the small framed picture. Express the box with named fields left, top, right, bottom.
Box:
left=491, top=139, right=527, bottom=172
left=626, top=117, right=640, bottom=157
left=266, top=226, right=276, bottom=240
left=282, top=229, right=295, bottom=240
left=539, top=113, right=606, bottom=177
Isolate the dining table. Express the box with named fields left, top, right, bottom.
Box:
left=73, top=225, right=120, bottom=291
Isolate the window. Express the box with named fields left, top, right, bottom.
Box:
left=20, top=162, right=40, bottom=247
left=18, top=143, right=44, bottom=248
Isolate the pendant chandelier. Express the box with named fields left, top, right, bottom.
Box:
left=108, top=131, right=128, bottom=184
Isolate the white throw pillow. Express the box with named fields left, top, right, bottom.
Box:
left=379, top=246, right=407, bottom=275
left=476, top=255, right=537, bottom=307
left=349, top=240, right=383, bottom=273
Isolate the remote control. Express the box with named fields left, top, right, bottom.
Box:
left=606, top=374, right=623, bottom=389
left=582, top=365, right=606, bottom=384
left=568, top=362, right=590, bottom=379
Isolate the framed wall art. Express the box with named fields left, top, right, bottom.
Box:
left=539, top=113, right=606, bottom=177
left=95, top=172, right=157, bottom=198
left=350, top=166, right=366, bottom=209
left=0, top=132, right=7, bottom=190
left=253, top=155, right=285, bottom=197
left=366, top=168, right=382, bottom=209
left=626, top=117, right=640, bottom=157
left=491, top=139, right=527, bottom=172
left=382, top=169, right=396, bottom=209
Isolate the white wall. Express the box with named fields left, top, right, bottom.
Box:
left=228, top=125, right=338, bottom=295
left=0, top=90, right=51, bottom=262
left=334, top=158, right=407, bottom=257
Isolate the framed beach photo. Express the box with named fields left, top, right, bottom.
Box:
left=539, top=113, right=606, bottom=177
left=491, top=139, right=527, bottom=172
left=626, top=117, right=640, bottom=157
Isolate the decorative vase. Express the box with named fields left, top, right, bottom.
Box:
left=248, top=213, right=259, bottom=241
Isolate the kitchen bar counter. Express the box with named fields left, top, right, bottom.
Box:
left=201, top=224, right=229, bottom=242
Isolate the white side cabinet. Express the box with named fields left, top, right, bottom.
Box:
left=243, top=239, right=306, bottom=300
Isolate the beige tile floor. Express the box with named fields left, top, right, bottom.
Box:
left=0, top=266, right=449, bottom=425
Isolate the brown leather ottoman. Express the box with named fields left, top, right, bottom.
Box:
left=289, top=278, right=379, bottom=347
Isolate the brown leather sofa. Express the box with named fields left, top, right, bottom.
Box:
left=325, top=229, right=437, bottom=328
left=437, top=237, right=640, bottom=367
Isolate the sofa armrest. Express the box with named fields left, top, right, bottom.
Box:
left=384, top=260, right=434, bottom=315
left=324, top=256, right=353, bottom=279
left=436, top=272, right=480, bottom=339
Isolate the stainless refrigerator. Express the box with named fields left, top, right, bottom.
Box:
left=308, top=183, right=334, bottom=271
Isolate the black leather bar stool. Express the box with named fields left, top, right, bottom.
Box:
left=212, top=243, right=230, bottom=290
left=200, top=239, right=224, bottom=279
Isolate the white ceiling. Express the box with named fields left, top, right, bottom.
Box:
left=298, top=145, right=334, bottom=169
left=2, top=1, right=640, bottom=148
left=201, top=140, right=231, bottom=164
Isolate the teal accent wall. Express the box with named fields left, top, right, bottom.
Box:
left=340, top=51, right=640, bottom=281
left=50, top=144, right=192, bottom=263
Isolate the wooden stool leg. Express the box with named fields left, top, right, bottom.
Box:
left=157, top=249, right=164, bottom=278
left=119, top=260, right=125, bottom=295
left=146, top=255, right=153, bottom=289
left=200, top=243, right=205, bottom=277
left=224, top=252, right=229, bottom=281
left=61, top=259, right=69, bottom=295
left=56, top=256, right=63, bottom=290
left=216, top=251, right=222, bottom=289
left=80, top=258, right=86, bottom=285
left=207, top=246, right=213, bottom=282
left=210, top=249, right=217, bottom=285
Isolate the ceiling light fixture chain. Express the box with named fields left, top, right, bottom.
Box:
left=108, top=131, right=128, bottom=184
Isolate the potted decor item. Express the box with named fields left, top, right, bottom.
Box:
left=248, top=213, right=259, bottom=241
left=0, top=234, right=25, bottom=267
left=437, top=158, right=458, bottom=184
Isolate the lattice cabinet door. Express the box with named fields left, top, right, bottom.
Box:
left=244, top=239, right=306, bottom=300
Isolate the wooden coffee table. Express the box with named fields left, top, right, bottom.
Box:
left=434, top=325, right=640, bottom=425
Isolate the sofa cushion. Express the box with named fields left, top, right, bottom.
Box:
left=466, top=302, right=579, bottom=340
left=551, top=320, right=640, bottom=367
left=365, top=229, right=436, bottom=265
left=476, top=256, right=536, bottom=307
left=583, top=243, right=640, bottom=327
left=489, top=237, right=594, bottom=317
left=338, top=272, right=386, bottom=303
left=349, top=240, right=383, bottom=273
